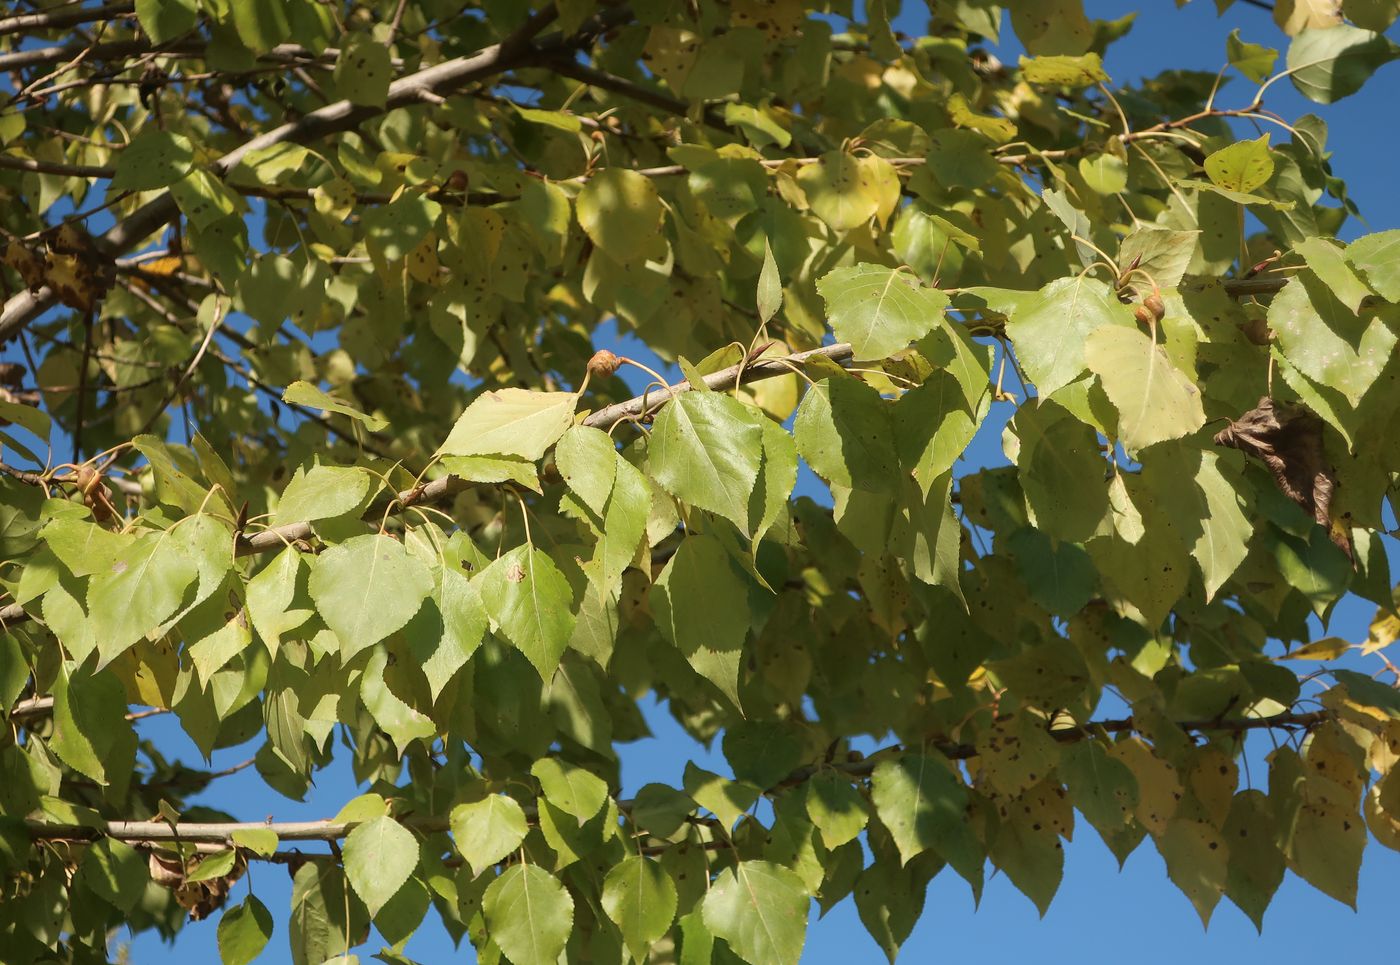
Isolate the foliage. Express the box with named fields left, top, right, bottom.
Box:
left=2, top=1, right=1400, bottom=962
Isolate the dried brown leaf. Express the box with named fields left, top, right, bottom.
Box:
left=1212, top=396, right=1352, bottom=559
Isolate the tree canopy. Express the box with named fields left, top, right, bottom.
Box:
left=2, top=1, right=1400, bottom=962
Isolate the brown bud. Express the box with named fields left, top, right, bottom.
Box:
left=444, top=169, right=468, bottom=192
left=1143, top=292, right=1166, bottom=321
left=74, top=464, right=101, bottom=495
left=587, top=349, right=621, bottom=378
left=590, top=129, right=605, bottom=143
left=1133, top=305, right=1154, bottom=328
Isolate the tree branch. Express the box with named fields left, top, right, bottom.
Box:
left=21, top=709, right=1332, bottom=847
left=0, top=2, right=135, bottom=40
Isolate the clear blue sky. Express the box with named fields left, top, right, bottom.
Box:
left=43, top=1, right=1394, bottom=961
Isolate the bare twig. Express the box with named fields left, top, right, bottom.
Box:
left=0, top=2, right=135, bottom=40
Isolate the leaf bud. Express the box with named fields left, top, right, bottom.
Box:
left=1143, top=292, right=1166, bottom=321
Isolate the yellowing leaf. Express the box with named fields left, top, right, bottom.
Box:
left=437, top=388, right=578, bottom=461
left=577, top=168, right=664, bottom=263
left=1204, top=135, right=1274, bottom=194
left=1084, top=325, right=1206, bottom=452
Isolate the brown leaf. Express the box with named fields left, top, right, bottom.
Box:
left=147, top=849, right=246, bottom=920
left=1213, top=396, right=1352, bottom=559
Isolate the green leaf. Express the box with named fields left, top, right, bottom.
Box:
left=361, top=646, right=436, bottom=753
left=135, top=0, right=199, bottom=43
left=282, top=381, right=389, bottom=432
left=185, top=849, right=237, bottom=883
left=230, top=828, right=278, bottom=856
left=1079, top=153, right=1127, bottom=195
left=308, top=534, right=433, bottom=660
left=531, top=758, right=608, bottom=821
left=1286, top=25, right=1400, bottom=104
left=331, top=33, right=392, bottom=105
left=751, top=417, right=799, bottom=549
left=555, top=426, right=618, bottom=517
left=1297, top=237, right=1373, bottom=313
left=1346, top=229, right=1400, bottom=300
left=1058, top=740, right=1138, bottom=834
left=76, top=838, right=146, bottom=913
left=794, top=376, right=899, bottom=494
left=647, top=391, right=765, bottom=531
left=629, top=783, right=697, bottom=839
left=1227, top=29, right=1278, bottom=83
left=1331, top=668, right=1400, bottom=717
left=482, top=865, right=574, bottom=965
left=1015, top=403, right=1109, bottom=543
left=1084, top=325, right=1206, bottom=452
left=218, top=894, right=273, bottom=965
left=723, top=720, right=804, bottom=788
left=701, top=861, right=809, bottom=965
left=344, top=815, right=418, bottom=917
left=422, top=566, right=487, bottom=700
left=684, top=763, right=761, bottom=830
left=451, top=796, right=529, bottom=877
left=805, top=771, right=871, bottom=849
left=816, top=264, right=949, bottom=360
left=797, top=152, right=880, bottom=232
left=438, top=389, right=578, bottom=461
left=757, top=239, right=783, bottom=324
left=1004, top=276, right=1134, bottom=398
left=601, top=855, right=678, bottom=962
left=477, top=544, right=577, bottom=680
left=273, top=464, right=372, bottom=526
left=870, top=755, right=980, bottom=881
left=41, top=517, right=131, bottom=578
left=1192, top=451, right=1253, bottom=602
left=363, top=192, right=442, bottom=263
left=229, top=0, right=291, bottom=54
left=245, top=546, right=312, bottom=650
left=1268, top=272, right=1397, bottom=405
left=988, top=807, right=1063, bottom=915
left=1006, top=527, right=1098, bottom=617
left=652, top=535, right=750, bottom=707
left=854, top=851, right=934, bottom=964
left=87, top=530, right=200, bottom=665
left=577, top=168, right=664, bottom=263
left=894, top=369, right=984, bottom=496
left=1222, top=790, right=1285, bottom=931
left=109, top=129, right=193, bottom=193
left=1117, top=227, right=1200, bottom=290
left=0, top=397, right=49, bottom=443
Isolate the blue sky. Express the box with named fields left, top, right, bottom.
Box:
left=5, top=1, right=1394, bottom=961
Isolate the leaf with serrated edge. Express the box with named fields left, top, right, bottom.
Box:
left=701, top=860, right=809, bottom=965
left=482, top=864, right=574, bottom=965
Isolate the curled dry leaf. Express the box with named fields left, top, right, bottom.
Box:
left=147, top=849, right=246, bottom=920
left=2, top=224, right=115, bottom=313
left=1213, top=396, right=1352, bottom=559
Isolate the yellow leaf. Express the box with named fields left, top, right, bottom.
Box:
left=1187, top=745, right=1238, bottom=829
left=1280, top=636, right=1351, bottom=660
left=1109, top=737, right=1180, bottom=835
